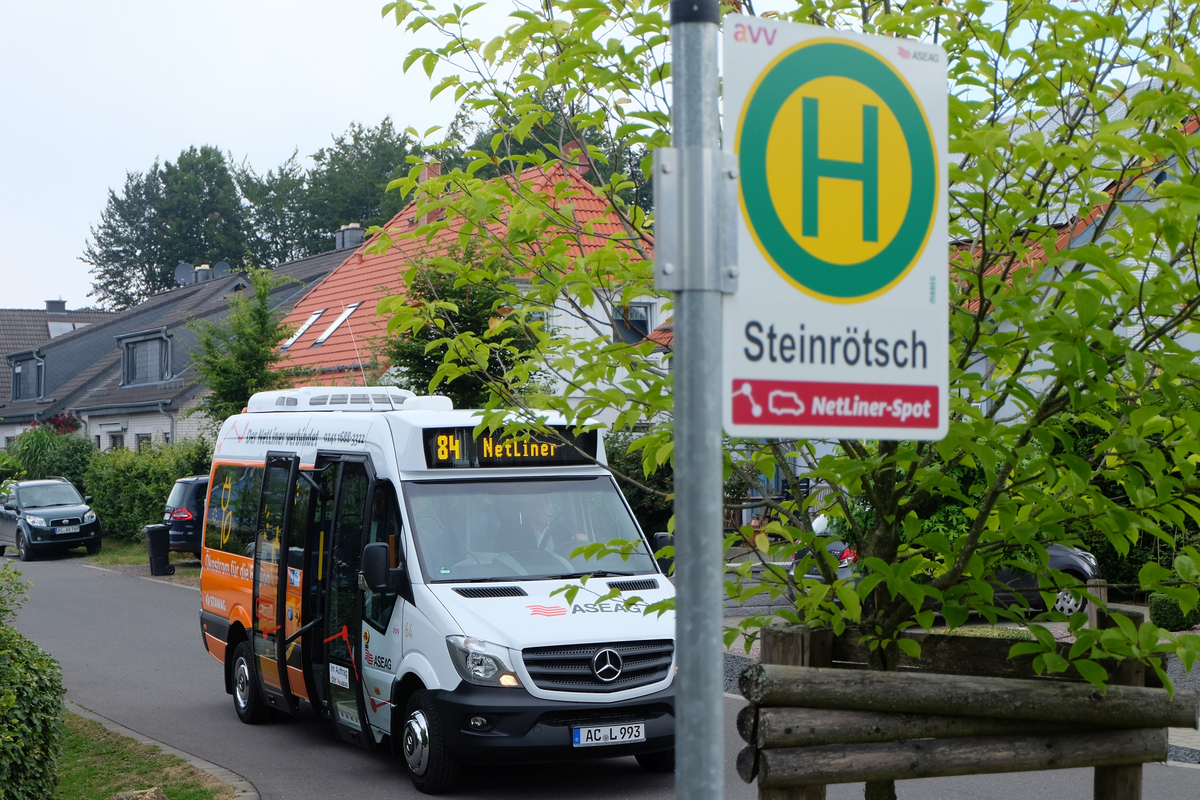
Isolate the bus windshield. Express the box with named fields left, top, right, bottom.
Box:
left=403, top=477, right=657, bottom=582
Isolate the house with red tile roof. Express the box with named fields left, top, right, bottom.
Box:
left=276, top=161, right=667, bottom=407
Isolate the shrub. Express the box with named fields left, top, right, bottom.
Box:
left=605, top=432, right=673, bottom=536
left=5, top=429, right=95, bottom=491
left=1148, top=592, right=1200, bottom=632
left=0, top=564, right=63, bottom=799
left=83, top=439, right=212, bottom=541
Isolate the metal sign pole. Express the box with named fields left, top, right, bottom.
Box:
left=668, top=1, right=724, bottom=798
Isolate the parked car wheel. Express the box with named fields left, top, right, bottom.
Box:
left=17, top=531, right=33, bottom=562
left=232, top=641, right=269, bottom=724
left=86, top=540, right=102, bottom=556
left=0, top=546, right=6, bottom=557
left=636, top=749, right=676, bottom=772
left=402, top=690, right=458, bottom=794
left=1052, top=587, right=1088, bottom=616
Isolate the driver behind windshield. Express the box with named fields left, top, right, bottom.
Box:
left=509, top=495, right=588, bottom=554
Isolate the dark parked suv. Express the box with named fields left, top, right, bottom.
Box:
left=163, top=475, right=208, bottom=555
left=790, top=534, right=1100, bottom=615
left=0, top=478, right=103, bottom=561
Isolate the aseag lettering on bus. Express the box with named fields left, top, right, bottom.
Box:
left=198, top=387, right=676, bottom=794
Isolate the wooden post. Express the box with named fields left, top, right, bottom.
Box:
left=1089, top=578, right=1143, bottom=800
left=1087, top=578, right=1108, bottom=630
left=758, top=625, right=828, bottom=800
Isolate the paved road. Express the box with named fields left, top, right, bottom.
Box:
left=11, top=555, right=1199, bottom=799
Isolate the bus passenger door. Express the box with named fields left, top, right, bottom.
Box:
left=251, top=453, right=302, bottom=716
left=324, top=460, right=374, bottom=748
left=360, top=480, right=407, bottom=737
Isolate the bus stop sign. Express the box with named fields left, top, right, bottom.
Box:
left=722, top=17, right=948, bottom=440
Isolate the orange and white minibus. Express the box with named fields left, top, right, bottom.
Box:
left=199, top=387, right=676, bottom=794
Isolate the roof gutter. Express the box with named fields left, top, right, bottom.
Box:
left=157, top=401, right=175, bottom=444
left=68, top=399, right=173, bottom=415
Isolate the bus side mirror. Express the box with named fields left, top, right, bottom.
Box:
left=652, top=532, right=674, bottom=576
left=362, top=542, right=405, bottom=593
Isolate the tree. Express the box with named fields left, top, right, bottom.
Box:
left=188, top=268, right=295, bottom=431
left=234, top=151, right=310, bottom=267
left=385, top=2, right=1200, bottom=772
left=304, top=118, right=417, bottom=249
left=81, top=163, right=166, bottom=309
left=156, top=146, right=247, bottom=272
left=381, top=246, right=548, bottom=409
left=83, top=146, right=248, bottom=309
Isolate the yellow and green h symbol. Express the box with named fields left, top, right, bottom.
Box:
left=801, top=98, right=879, bottom=242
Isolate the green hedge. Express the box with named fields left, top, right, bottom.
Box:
left=1148, top=592, right=1200, bottom=632
left=3, top=430, right=94, bottom=491
left=0, top=625, right=64, bottom=799
left=83, top=439, right=212, bottom=541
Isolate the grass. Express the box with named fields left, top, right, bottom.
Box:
left=56, top=711, right=233, bottom=800
left=83, top=538, right=200, bottom=568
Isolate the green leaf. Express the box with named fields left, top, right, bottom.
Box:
left=1072, top=659, right=1108, bottom=688
left=897, top=637, right=921, bottom=659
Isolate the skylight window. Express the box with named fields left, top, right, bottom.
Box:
left=312, top=303, right=362, bottom=346
left=282, top=309, right=326, bottom=350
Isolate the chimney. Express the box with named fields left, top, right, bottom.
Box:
left=334, top=223, right=365, bottom=250
left=45, top=300, right=67, bottom=314
left=563, top=140, right=588, bottom=176
left=194, top=264, right=212, bottom=282
left=417, top=162, right=442, bottom=227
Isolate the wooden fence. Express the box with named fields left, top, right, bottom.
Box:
left=736, top=585, right=1199, bottom=800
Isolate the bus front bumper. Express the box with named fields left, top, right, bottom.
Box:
left=430, top=683, right=674, bottom=764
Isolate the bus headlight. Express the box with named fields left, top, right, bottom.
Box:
left=446, top=636, right=521, bottom=688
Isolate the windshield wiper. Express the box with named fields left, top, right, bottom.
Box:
left=553, top=570, right=637, bottom=579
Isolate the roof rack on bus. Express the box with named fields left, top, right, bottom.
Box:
left=245, top=387, right=453, bottom=414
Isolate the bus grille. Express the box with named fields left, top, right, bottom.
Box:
left=522, top=639, right=674, bottom=693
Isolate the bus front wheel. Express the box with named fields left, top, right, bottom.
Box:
left=402, top=690, right=458, bottom=794
left=231, top=641, right=268, bottom=724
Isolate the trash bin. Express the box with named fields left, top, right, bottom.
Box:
left=144, top=524, right=175, bottom=576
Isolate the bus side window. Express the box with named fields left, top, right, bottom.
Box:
left=205, top=464, right=264, bottom=557
left=363, top=481, right=406, bottom=629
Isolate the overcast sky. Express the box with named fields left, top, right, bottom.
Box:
left=0, top=0, right=498, bottom=311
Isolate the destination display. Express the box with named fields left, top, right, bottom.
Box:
left=422, top=426, right=598, bottom=469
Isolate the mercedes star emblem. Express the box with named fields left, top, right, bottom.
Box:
left=591, top=648, right=623, bottom=682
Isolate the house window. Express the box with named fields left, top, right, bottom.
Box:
left=614, top=302, right=654, bottom=344
left=120, top=335, right=170, bottom=386
left=162, top=432, right=171, bottom=445
left=94, top=435, right=101, bottom=449
left=282, top=309, right=326, bottom=350
left=9, top=358, right=42, bottom=401
left=136, top=433, right=152, bottom=452
left=312, top=303, right=362, bottom=346
left=110, top=433, right=125, bottom=450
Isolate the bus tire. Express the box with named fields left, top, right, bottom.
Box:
left=401, top=690, right=458, bottom=794
left=231, top=641, right=268, bottom=724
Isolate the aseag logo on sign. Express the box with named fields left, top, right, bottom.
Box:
left=737, top=39, right=938, bottom=303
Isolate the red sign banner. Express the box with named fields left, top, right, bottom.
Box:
left=730, top=379, right=939, bottom=429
